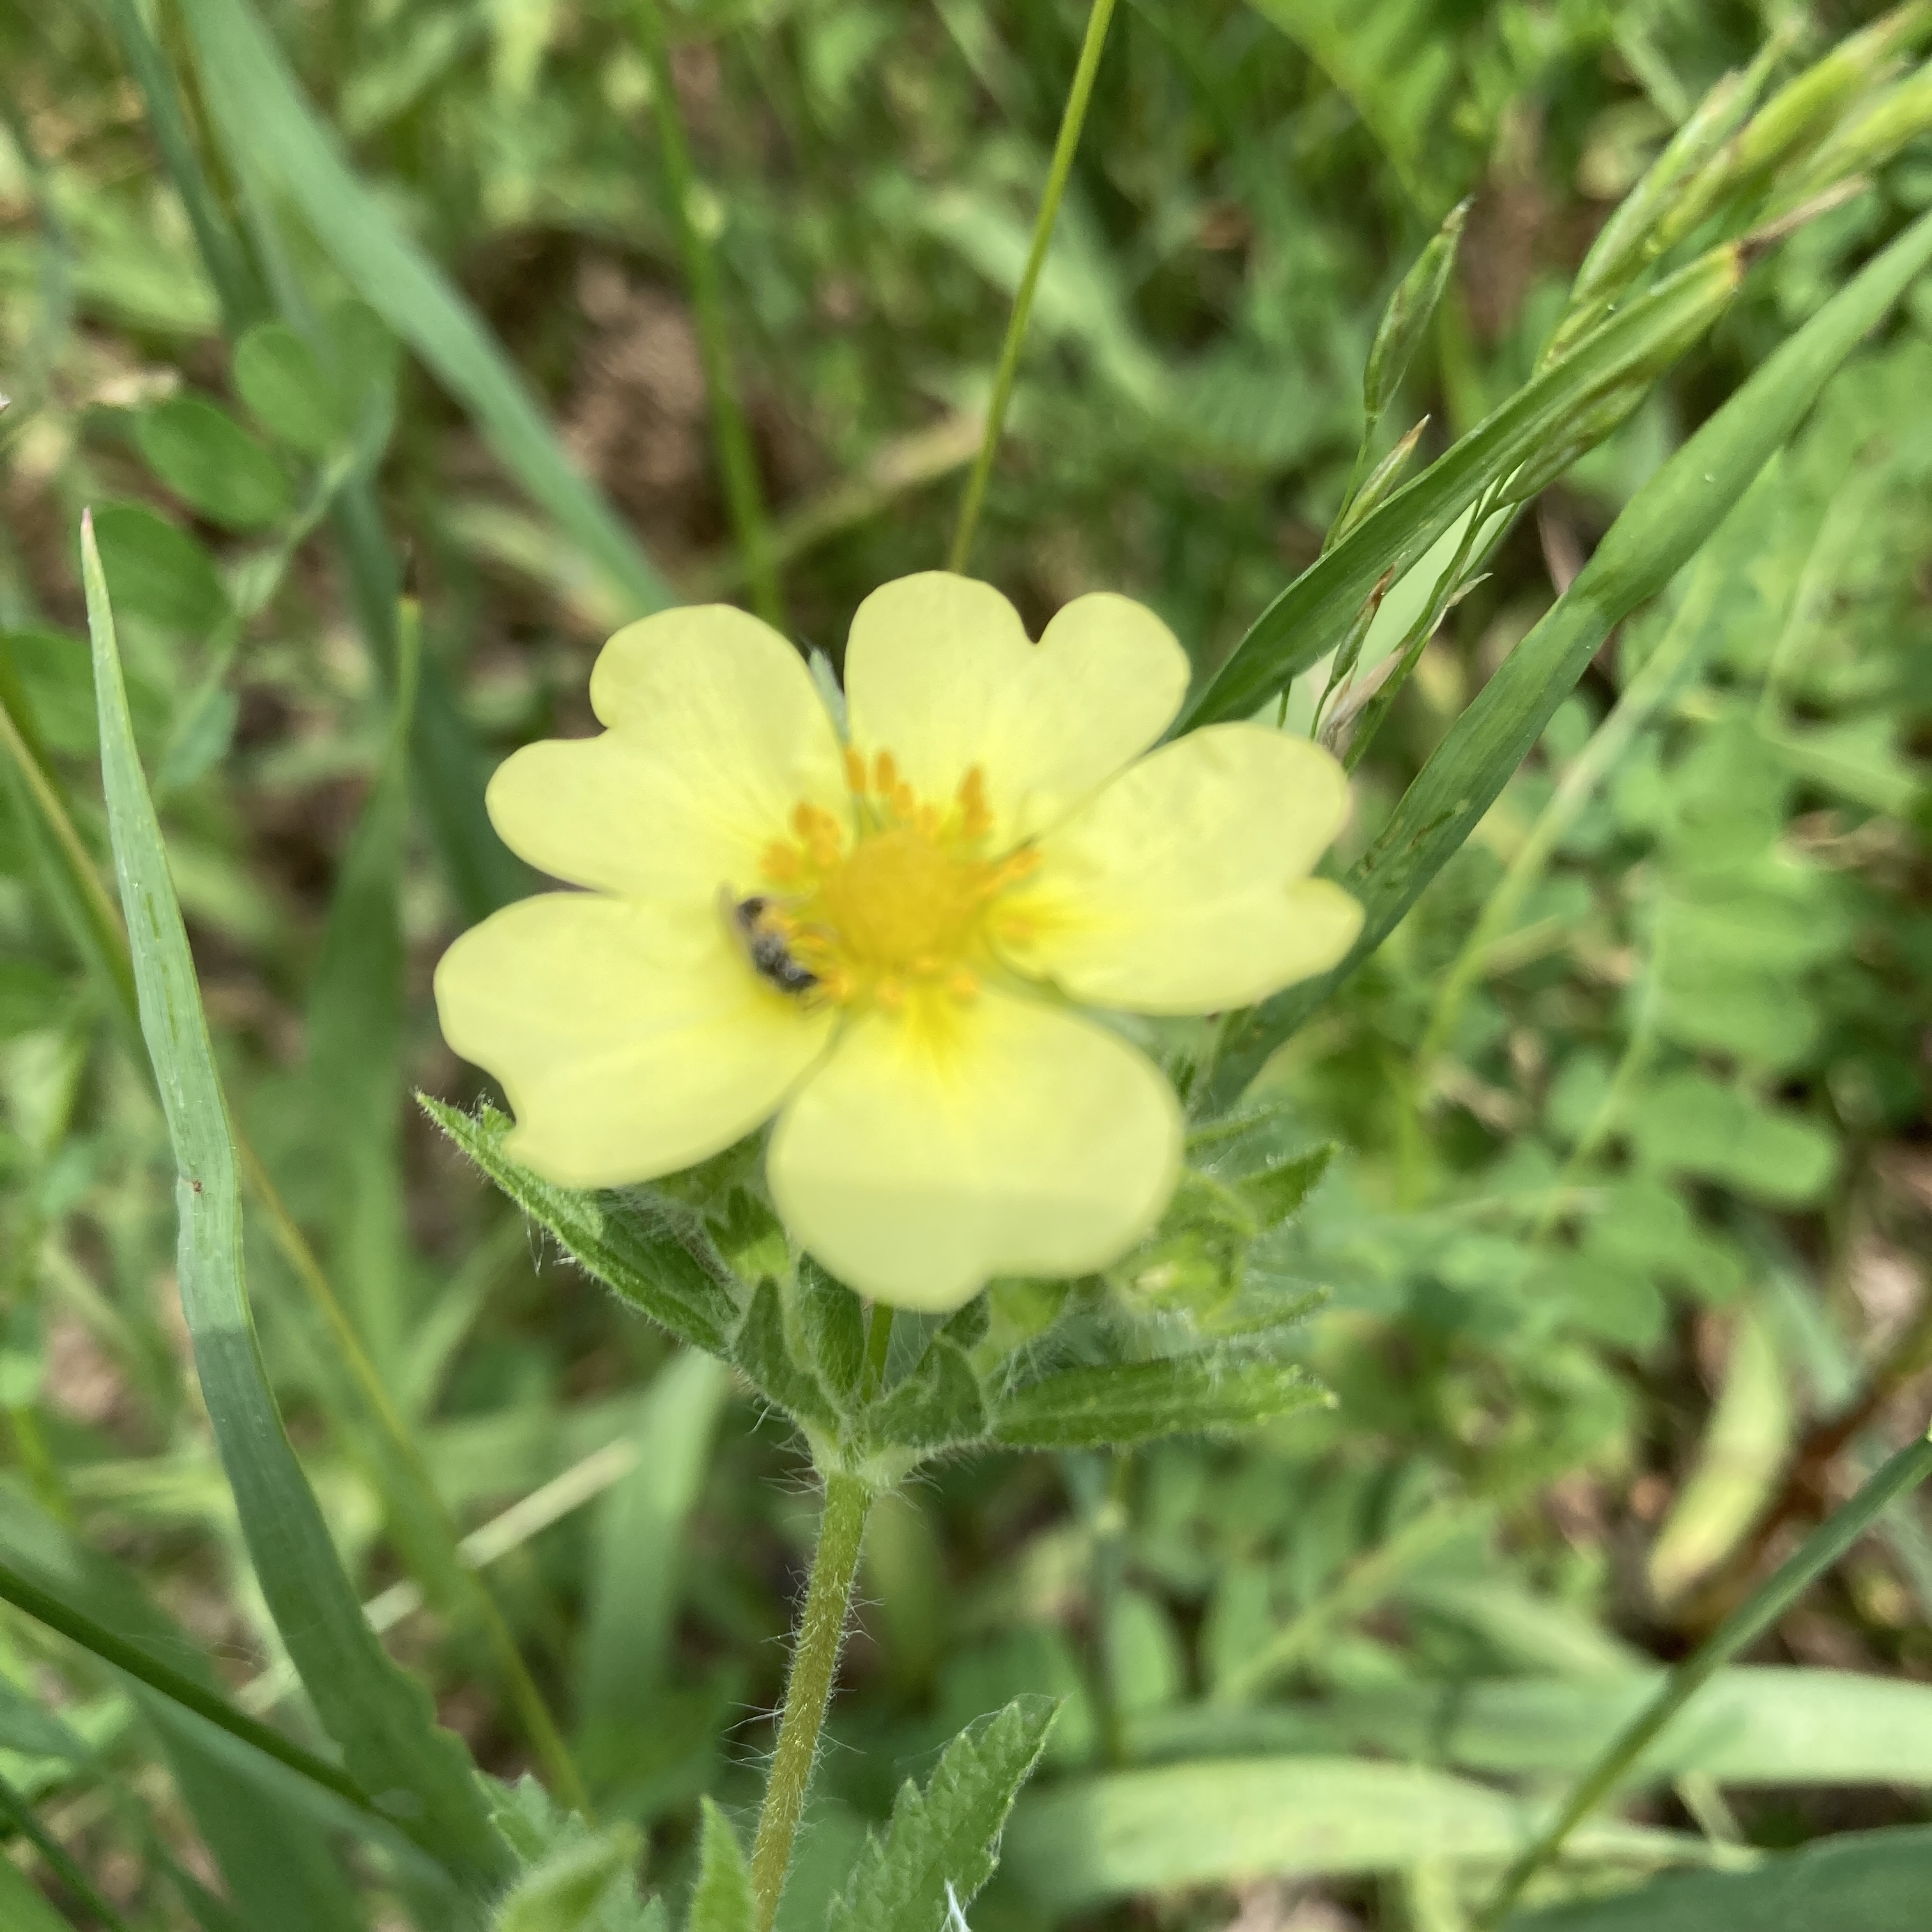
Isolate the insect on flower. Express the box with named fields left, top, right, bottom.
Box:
left=721, top=890, right=820, bottom=997
left=435, top=572, right=1361, bottom=1310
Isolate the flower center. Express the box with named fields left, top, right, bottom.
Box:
left=746, top=749, right=1037, bottom=1010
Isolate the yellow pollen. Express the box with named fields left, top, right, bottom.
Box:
left=753, top=751, right=1035, bottom=1013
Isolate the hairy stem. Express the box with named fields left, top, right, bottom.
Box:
left=750, top=1472, right=874, bottom=1930
left=946, top=0, right=1118, bottom=574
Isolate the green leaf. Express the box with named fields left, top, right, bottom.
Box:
left=305, top=627, right=415, bottom=1376
left=687, top=1799, right=755, bottom=1932
left=861, top=1338, right=987, bottom=1453
left=732, top=1278, right=839, bottom=1431
left=1328, top=1665, right=1932, bottom=1788
left=1181, top=247, right=1742, bottom=729
left=492, top=1830, right=649, bottom=1932
left=1511, top=1827, right=1932, bottom=1931
left=1218, top=203, right=1932, bottom=1085
left=1648, top=1308, right=1790, bottom=1604
left=174, top=0, right=674, bottom=619
left=423, top=1100, right=743, bottom=1354
left=82, top=515, right=509, bottom=1896
left=992, top=1355, right=1328, bottom=1449
left=89, top=503, right=229, bottom=633
left=233, top=320, right=348, bottom=456
left=1002, top=1758, right=1708, bottom=1913
left=137, top=395, right=293, bottom=530
left=826, top=1696, right=1057, bottom=1932
left=1624, top=1073, right=1838, bottom=1205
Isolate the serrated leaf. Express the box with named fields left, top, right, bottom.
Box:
left=89, top=503, right=230, bottom=633
left=138, top=395, right=293, bottom=530
left=827, top=1696, right=1057, bottom=1932
left=861, top=1338, right=987, bottom=1454
left=993, top=1356, right=1328, bottom=1449
left=422, top=1100, right=742, bottom=1353
left=732, top=1277, right=838, bottom=1430
left=1233, top=1144, right=1333, bottom=1230
left=491, top=1830, right=650, bottom=1932
left=797, top=1258, right=866, bottom=1404
left=686, top=1800, right=754, bottom=1932
left=233, top=321, right=347, bottom=456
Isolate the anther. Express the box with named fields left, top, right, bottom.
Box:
left=843, top=746, right=867, bottom=792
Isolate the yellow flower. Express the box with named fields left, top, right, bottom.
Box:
left=434, top=572, right=1360, bottom=1312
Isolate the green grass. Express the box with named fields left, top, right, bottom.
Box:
left=1, top=1, right=1931, bottom=1927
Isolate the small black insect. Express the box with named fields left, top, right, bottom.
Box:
left=723, top=891, right=819, bottom=995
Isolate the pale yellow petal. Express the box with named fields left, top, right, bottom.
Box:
left=435, top=893, right=833, bottom=1188
left=1010, top=724, right=1362, bottom=1014
left=842, top=572, right=1188, bottom=845
left=767, top=990, right=1181, bottom=1311
left=487, top=605, right=847, bottom=904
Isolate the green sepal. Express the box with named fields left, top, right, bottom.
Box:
left=992, top=1354, right=1330, bottom=1449
left=941, top=1294, right=992, bottom=1351
left=732, top=1278, right=841, bottom=1432
left=797, top=1257, right=866, bottom=1406
left=420, top=1100, right=744, bottom=1354
left=859, top=1338, right=988, bottom=1455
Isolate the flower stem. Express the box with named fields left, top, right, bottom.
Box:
left=750, top=1471, right=873, bottom=1931
left=946, top=0, right=1118, bottom=575
left=635, top=0, right=785, bottom=632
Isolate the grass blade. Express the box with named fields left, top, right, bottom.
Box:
left=1179, top=249, right=1742, bottom=730
left=576, top=1351, right=730, bottom=1792
left=82, top=510, right=510, bottom=1896
left=85, top=0, right=264, bottom=334
left=174, top=0, right=674, bottom=620
left=948, top=0, right=1120, bottom=572
left=0, top=1540, right=377, bottom=1825
left=1475, top=1429, right=1932, bottom=1928
left=5, top=580, right=579, bottom=1810
left=1218, top=204, right=1932, bottom=1091
left=0, top=1766, right=135, bottom=1932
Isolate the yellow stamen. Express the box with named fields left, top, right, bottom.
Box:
left=756, top=746, right=1036, bottom=1018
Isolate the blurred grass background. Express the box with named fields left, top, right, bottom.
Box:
left=2, top=0, right=1931, bottom=1926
